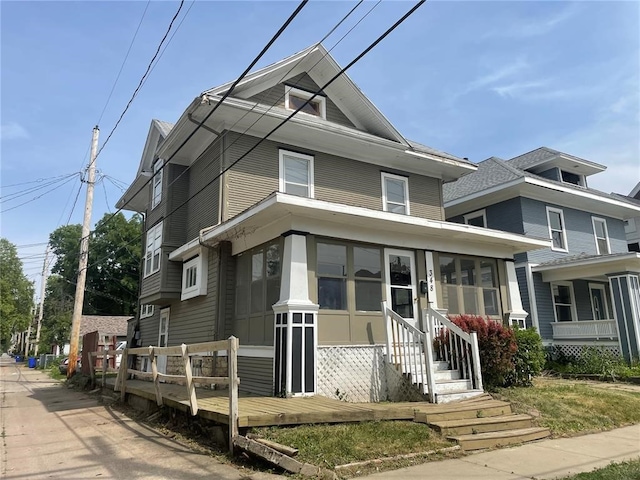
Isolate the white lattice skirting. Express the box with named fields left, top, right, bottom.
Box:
left=317, top=345, right=427, bottom=403
left=556, top=343, right=621, bottom=358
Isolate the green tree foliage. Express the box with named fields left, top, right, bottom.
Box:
left=41, top=213, right=142, bottom=351
left=0, top=238, right=35, bottom=350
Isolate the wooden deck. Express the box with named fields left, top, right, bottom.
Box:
left=106, top=378, right=462, bottom=428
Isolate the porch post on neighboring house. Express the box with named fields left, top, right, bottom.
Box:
left=505, top=261, right=529, bottom=329
left=608, top=273, right=640, bottom=364
left=272, top=232, right=318, bottom=397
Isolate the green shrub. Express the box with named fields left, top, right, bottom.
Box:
left=505, top=328, right=545, bottom=387
left=448, top=315, right=517, bottom=390
left=549, top=346, right=640, bottom=380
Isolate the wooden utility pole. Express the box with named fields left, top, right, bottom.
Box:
left=33, top=246, right=50, bottom=356
left=68, top=126, right=99, bottom=378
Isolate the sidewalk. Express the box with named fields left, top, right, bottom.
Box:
left=360, top=424, right=640, bottom=479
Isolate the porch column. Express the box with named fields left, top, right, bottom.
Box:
left=505, top=261, right=529, bottom=328
left=608, top=274, right=640, bottom=363
left=272, top=232, right=318, bottom=397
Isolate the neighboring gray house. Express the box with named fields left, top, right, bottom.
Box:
left=444, top=148, right=640, bottom=362
left=623, top=182, right=640, bottom=252
left=117, top=45, right=547, bottom=402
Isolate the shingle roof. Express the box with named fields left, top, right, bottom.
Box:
left=153, top=119, right=174, bottom=138
left=80, top=315, right=130, bottom=337
left=406, top=140, right=473, bottom=165
left=535, top=252, right=634, bottom=268
left=507, top=146, right=606, bottom=170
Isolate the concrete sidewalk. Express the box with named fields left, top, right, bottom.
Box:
left=360, top=424, right=640, bottom=479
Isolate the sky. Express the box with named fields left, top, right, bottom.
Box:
left=1, top=1, right=639, bottom=294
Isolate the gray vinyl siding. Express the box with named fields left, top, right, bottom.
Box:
left=166, top=247, right=220, bottom=345
left=186, top=140, right=221, bottom=239
left=139, top=309, right=159, bottom=347
left=166, top=165, right=189, bottom=247
left=224, top=132, right=445, bottom=221
left=536, top=168, right=560, bottom=182
left=247, top=72, right=356, bottom=129
left=237, top=356, right=274, bottom=396
left=516, top=266, right=531, bottom=325
left=219, top=242, right=236, bottom=340
left=522, top=198, right=630, bottom=263
left=140, top=271, right=161, bottom=300
left=533, top=272, right=554, bottom=340
left=573, top=280, right=593, bottom=321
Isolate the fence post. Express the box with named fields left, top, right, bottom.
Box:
left=102, top=348, right=108, bottom=387
left=470, top=332, right=483, bottom=391
left=382, top=301, right=392, bottom=364
left=182, top=343, right=198, bottom=415
left=119, top=348, right=129, bottom=402
left=422, top=308, right=437, bottom=403
left=88, top=352, right=96, bottom=386
left=150, top=346, right=163, bottom=406
left=114, top=349, right=125, bottom=392
left=228, top=336, right=239, bottom=455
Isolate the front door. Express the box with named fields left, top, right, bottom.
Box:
left=157, top=308, right=169, bottom=375
left=385, top=249, right=418, bottom=329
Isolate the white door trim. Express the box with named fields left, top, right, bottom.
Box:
left=384, top=248, right=418, bottom=329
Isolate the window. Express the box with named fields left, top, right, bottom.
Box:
left=589, top=283, right=611, bottom=320
left=463, top=210, right=487, bottom=228
left=140, top=304, right=154, bottom=319
left=181, top=251, right=208, bottom=300
left=546, top=207, right=568, bottom=252
left=144, top=222, right=163, bottom=277
left=592, top=217, right=610, bottom=255
left=151, top=159, right=163, bottom=208
left=551, top=282, right=576, bottom=322
left=284, top=86, right=326, bottom=119
left=381, top=172, right=410, bottom=215
left=317, top=241, right=382, bottom=312
left=279, top=150, right=314, bottom=198
left=438, top=254, right=500, bottom=317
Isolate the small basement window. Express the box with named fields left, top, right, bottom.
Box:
left=285, top=86, right=326, bottom=119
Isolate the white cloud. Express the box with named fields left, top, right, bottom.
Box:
left=452, top=58, right=529, bottom=101
left=0, top=122, right=29, bottom=141
left=484, top=4, right=579, bottom=39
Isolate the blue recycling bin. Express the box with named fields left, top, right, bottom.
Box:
left=15, top=355, right=22, bottom=363
left=28, top=357, right=37, bottom=368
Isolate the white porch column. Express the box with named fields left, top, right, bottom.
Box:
left=505, top=261, right=529, bottom=329
left=608, top=274, right=640, bottom=363
left=272, top=232, right=318, bottom=397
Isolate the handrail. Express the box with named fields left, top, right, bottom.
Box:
left=382, top=301, right=436, bottom=402
left=426, top=307, right=483, bottom=392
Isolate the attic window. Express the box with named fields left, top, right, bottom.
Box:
left=285, top=86, right=326, bottom=119
left=560, top=170, right=584, bottom=187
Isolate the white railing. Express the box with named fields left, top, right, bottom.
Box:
left=552, top=319, right=618, bottom=340
left=382, top=301, right=437, bottom=402
left=425, top=307, right=483, bottom=392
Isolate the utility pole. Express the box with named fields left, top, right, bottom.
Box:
left=34, top=246, right=50, bottom=357
left=68, top=126, right=99, bottom=378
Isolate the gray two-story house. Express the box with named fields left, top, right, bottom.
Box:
left=117, top=45, right=547, bottom=403
left=444, top=148, right=640, bottom=363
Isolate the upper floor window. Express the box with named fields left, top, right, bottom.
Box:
left=285, top=86, right=326, bottom=119
left=546, top=207, right=568, bottom=252
left=144, top=221, right=162, bottom=278
left=463, top=209, right=487, bottom=227
left=592, top=217, right=610, bottom=255
left=140, top=304, right=154, bottom=319
left=279, top=150, right=314, bottom=198
left=551, top=282, right=576, bottom=322
left=560, top=170, right=585, bottom=187
left=181, top=251, right=208, bottom=301
left=151, top=159, right=163, bottom=209
left=381, top=172, right=410, bottom=215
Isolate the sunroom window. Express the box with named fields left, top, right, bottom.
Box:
left=551, top=282, right=576, bottom=322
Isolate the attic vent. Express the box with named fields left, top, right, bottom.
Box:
left=285, top=86, right=326, bottom=119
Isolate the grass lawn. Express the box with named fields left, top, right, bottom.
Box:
left=496, top=377, right=640, bottom=436
left=250, top=420, right=457, bottom=469
left=559, top=458, right=640, bottom=479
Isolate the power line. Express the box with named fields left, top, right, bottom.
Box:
left=0, top=175, right=79, bottom=214
left=1, top=173, right=79, bottom=189
left=92, top=0, right=186, bottom=166
left=15, top=242, right=49, bottom=249
left=84, top=1, right=426, bottom=274
left=61, top=176, right=84, bottom=226
left=0, top=173, right=79, bottom=202
left=96, top=0, right=151, bottom=125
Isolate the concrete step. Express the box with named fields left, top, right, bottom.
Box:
left=448, top=427, right=551, bottom=451
left=431, top=414, right=535, bottom=435
left=434, top=389, right=485, bottom=404
left=434, top=378, right=473, bottom=393
left=415, top=400, right=512, bottom=423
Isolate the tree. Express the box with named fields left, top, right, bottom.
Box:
left=0, top=238, right=35, bottom=351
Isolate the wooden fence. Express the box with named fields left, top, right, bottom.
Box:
left=87, top=348, right=122, bottom=388
left=98, top=336, right=239, bottom=453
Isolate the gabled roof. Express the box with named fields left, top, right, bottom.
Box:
left=444, top=152, right=640, bottom=220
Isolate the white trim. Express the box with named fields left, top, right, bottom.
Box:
left=140, top=304, right=154, bottom=319
left=546, top=206, right=568, bottom=252
left=384, top=248, right=418, bottom=329
left=217, top=345, right=274, bottom=358
left=591, top=216, right=611, bottom=255
left=550, top=281, right=577, bottom=323
left=158, top=308, right=170, bottom=346
left=463, top=209, right=487, bottom=228
left=525, top=263, right=540, bottom=333
left=424, top=251, right=437, bottom=307
left=144, top=221, right=163, bottom=278
left=284, top=85, right=327, bottom=120
left=381, top=172, right=410, bottom=215
left=279, top=149, right=315, bottom=198
left=151, top=159, right=163, bottom=209
left=588, top=283, right=610, bottom=321
left=180, top=249, right=208, bottom=301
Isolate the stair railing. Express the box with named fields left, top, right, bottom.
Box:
left=382, top=301, right=436, bottom=402
left=425, top=306, right=483, bottom=391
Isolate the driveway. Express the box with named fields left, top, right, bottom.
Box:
left=0, top=364, right=280, bottom=479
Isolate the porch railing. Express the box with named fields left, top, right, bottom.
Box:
left=551, top=319, right=618, bottom=340
left=425, top=307, right=483, bottom=392
left=382, top=301, right=437, bottom=402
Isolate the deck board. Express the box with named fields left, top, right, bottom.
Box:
left=108, top=378, right=456, bottom=428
